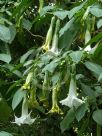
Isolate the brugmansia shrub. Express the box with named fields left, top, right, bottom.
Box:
left=0, top=0, right=102, bottom=136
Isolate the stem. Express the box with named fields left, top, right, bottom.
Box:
left=97, top=124, right=101, bottom=136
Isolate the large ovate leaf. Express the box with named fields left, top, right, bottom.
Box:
left=12, top=88, right=26, bottom=110
left=60, top=108, right=75, bottom=132
left=0, top=54, right=11, bottom=63
left=42, top=60, right=59, bottom=73
left=0, top=25, right=11, bottom=43
left=53, top=10, right=69, bottom=20
left=92, top=109, right=102, bottom=125
left=75, top=103, right=88, bottom=122
left=85, top=61, right=102, bottom=77
left=81, top=83, right=95, bottom=98
left=59, top=18, right=79, bottom=49
left=69, top=51, right=83, bottom=63
left=90, top=6, right=102, bottom=17
left=59, top=18, right=74, bottom=37
left=8, top=25, right=16, bottom=44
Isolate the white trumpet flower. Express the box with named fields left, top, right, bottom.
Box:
left=13, top=97, right=36, bottom=126
left=60, top=75, right=84, bottom=108
left=48, top=19, right=60, bottom=56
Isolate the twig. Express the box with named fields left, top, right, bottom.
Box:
left=26, top=29, right=45, bottom=40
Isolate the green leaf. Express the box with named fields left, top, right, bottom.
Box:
left=0, top=98, right=12, bottom=122
left=12, top=88, right=26, bottom=110
left=60, top=108, right=75, bottom=132
left=20, top=49, right=34, bottom=63
left=97, top=19, right=102, bottom=29
left=59, top=20, right=79, bottom=49
left=8, top=25, right=16, bottom=44
left=0, top=54, right=11, bottom=63
left=22, top=18, right=32, bottom=31
left=0, top=17, right=12, bottom=25
left=42, top=60, right=59, bottom=73
left=85, top=61, right=102, bottom=77
left=40, top=6, right=55, bottom=16
left=81, top=83, right=95, bottom=98
left=12, top=0, right=30, bottom=21
left=90, top=6, right=102, bottom=17
left=78, top=117, right=90, bottom=135
left=68, top=0, right=87, bottom=19
left=59, top=18, right=74, bottom=37
left=98, top=73, right=102, bottom=82
left=92, top=109, right=102, bottom=125
left=53, top=10, right=69, bottom=20
left=85, top=32, right=102, bottom=46
left=69, top=51, right=83, bottom=63
left=52, top=73, right=60, bottom=85
left=0, top=25, right=11, bottom=43
left=0, top=131, right=13, bottom=136
left=3, top=64, right=22, bottom=77
left=75, top=103, right=87, bottom=122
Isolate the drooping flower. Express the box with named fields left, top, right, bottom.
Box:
left=40, top=71, right=49, bottom=102
left=29, top=87, right=39, bottom=107
left=49, top=19, right=60, bottom=56
left=84, top=26, right=91, bottom=52
left=60, top=74, right=84, bottom=108
left=48, top=82, right=63, bottom=114
left=42, top=16, right=55, bottom=51
left=13, top=97, right=36, bottom=126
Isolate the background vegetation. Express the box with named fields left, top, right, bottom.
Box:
left=0, top=0, right=102, bottom=135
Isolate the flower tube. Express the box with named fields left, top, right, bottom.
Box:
left=49, top=82, right=63, bottom=114
left=13, top=97, right=36, bottom=126
left=60, top=74, right=84, bottom=108
left=49, top=19, right=60, bottom=56
left=42, top=16, right=55, bottom=51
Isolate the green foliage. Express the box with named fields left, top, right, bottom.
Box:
left=0, top=0, right=102, bottom=136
